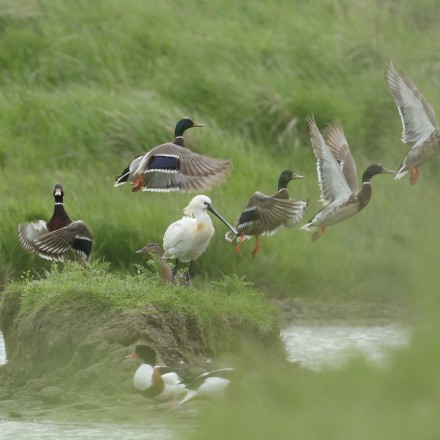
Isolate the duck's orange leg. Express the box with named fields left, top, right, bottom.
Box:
left=312, top=225, right=325, bottom=241
left=252, top=236, right=261, bottom=258
left=407, top=161, right=420, bottom=186
left=131, top=174, right=144, bottom=192
left=235, top=234, right=246, bottom=254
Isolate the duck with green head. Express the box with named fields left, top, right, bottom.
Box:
left=225, top=170, right=307, bottom=258
left=115, top=117, right=231, bottom=192
left=301, top=117, right=394, bottom=241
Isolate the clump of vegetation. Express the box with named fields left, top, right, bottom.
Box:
left=0, top=261, right=282, bottom=388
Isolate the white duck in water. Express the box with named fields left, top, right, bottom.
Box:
left=179, top=368, right=245, bottom=405
left=301, top=117, right=394, bottom=241
left=126, top=345, right=186, bottom=410
left=163, top=195, right=238, bottom=284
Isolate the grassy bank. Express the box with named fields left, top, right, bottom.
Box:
left=0, top=0, right=439, bottom=303
left=0, top=261, right=282, bottom=410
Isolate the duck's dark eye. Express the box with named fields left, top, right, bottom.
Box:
left=204, top=202, right=209, bottom=205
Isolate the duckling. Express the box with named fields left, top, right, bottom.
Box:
left=136, top=243, right=189, bottom=287
left=18, top=184, right=93, bottom=261
left=225, top=170, right=307, bottom=258
left=301, top=117, right=394, bottom=241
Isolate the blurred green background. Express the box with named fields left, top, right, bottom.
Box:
left=1, top=0, right=440, bottom=437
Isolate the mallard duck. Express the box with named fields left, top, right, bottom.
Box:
left=18, top=184, right=93, bottom=261
left=126, top=345, right=186, bottom=410
left=115, top=117, right=231, bottom=192
left=136, top=243, right=189, bottom=287
left=179, top=368, right=245, bottom=405
left=385, top=62, right=440, bottom=185
left=301, top=117, right=394, bottom=241
left=225, top=170, right=307, bottom=258
left=163, top=195, right=237, bottom=284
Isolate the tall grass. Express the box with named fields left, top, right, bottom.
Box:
left=1, top=0, right=440, bottom=305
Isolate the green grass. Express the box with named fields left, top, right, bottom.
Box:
left=8, top=261, right=279, bottom=337
left=1, top=0, right=440, bottom=304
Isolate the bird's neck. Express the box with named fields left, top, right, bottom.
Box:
left=47, top=198, right=72, bottom=231
left=358, top=182, right=372, bottom=210
left=173, top=136, right=185, bottom=147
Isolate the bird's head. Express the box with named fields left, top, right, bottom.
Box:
left=174, top=117, right=204, bottom=137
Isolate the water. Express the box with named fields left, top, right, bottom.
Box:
left=0, top=331, right=5, bottom=366
left=0, top=323, right=409, bottom=439
left=281, top=323, right=409, bottom=371
left=0, top=420, right=174, bottom=440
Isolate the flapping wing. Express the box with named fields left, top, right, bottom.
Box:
left=18, top=220, right=48, bottom=251
left=237, top=191, right=307, bottom=235
left=385, top=62, right=438, bottom=145
left=32, top=220, right=93, bottom=261
left=307, top=116, right=352, bottom=205
left=324, top=123, right=358, bottom=192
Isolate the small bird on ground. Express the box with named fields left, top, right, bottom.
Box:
left=115, top=117, right=231, bottom=192
left=385, top=62, right=440, bottom=185
left=126, top=344, right=186, bottom=411
left=225, top=170, right=307, bottom=258
left=136, top=243, right=189, bottom=287
left=179, top=367, right=245, bottom=405
left=301, top=117, right=394, bottom=241
left=18, top=184, right=93, bottom=261
left=162, top=195, right=238, bottom=285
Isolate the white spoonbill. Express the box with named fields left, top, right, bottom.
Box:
left=163, top=195, right=238, bottom=284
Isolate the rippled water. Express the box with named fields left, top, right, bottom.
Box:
left=0, top=323, right=409, bottom=439
left=0, top=420, right=175, bottom=440
left=281, top=323, right=409, bottom=371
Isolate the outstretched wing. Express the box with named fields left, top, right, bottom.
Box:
left=324, top=123, right=358, bottom=192
left=307, top=116, right=352, bottom=205
left=385, top=62, right=438, bottom=145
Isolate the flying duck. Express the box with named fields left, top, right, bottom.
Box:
left=18, top=184, right=93, bottom=261
left=385, top=62, right=440, bottom=185
left=136, top=243, right=189, bottom=287
left=126, top=345, right=186, bottom=410
left=163, top=195, right=237, bottom=285
left=301, top=117, right=394, bottom=241
left=225, top=170, right=307, bottom=258
left=115, top=117, right=231, bottom=192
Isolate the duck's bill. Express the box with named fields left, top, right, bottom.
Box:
left=193, top=122, right=205, bottom=128
left=292, top=173, right=304, bottom=179
left=135, top=246, right=148, bottom=254
left=207, top=204, right=239, bottom=236
left=382, top=168, right=396, bottom=174
left=126, top=352, right=139, bottom=359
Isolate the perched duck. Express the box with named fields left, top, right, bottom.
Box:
left=136, top=243, right=189, bottom=287
left=163, top=195, right=238, bottom=284
left=179, top=368, right=245, bottom=405
left=115, top=117, right=231, bottom=192
left=17, top=184, right=93, bottom=261
left=385, top=62, right=440, bottom=185
left=126, top=345, right=186, bottom=410
left=225, top=170, right=307, bottom=258
left=301, top=117, right=394, bottom=241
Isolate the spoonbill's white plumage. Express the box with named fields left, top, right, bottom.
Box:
left=163, top=195, right=237, bottom=284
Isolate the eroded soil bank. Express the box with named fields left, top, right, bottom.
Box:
left=0, top=282, right=284, bottom=423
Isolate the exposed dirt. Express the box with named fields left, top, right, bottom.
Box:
left=0, top=287, right=284, bottom=424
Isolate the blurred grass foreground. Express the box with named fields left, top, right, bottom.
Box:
left=1, top=0, right=440, bottom=438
